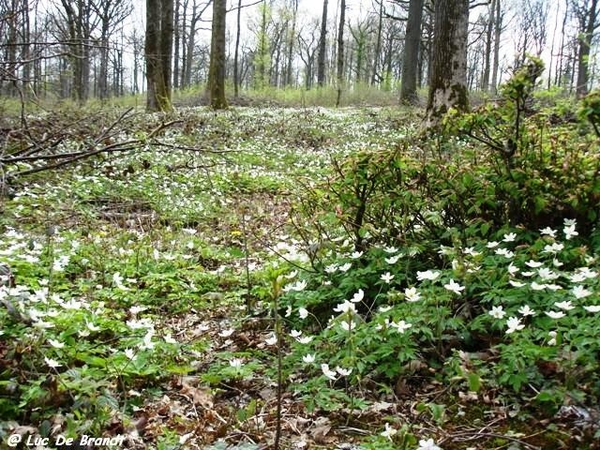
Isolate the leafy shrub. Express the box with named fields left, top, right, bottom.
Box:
left=578, top=88, right=600, bottom=137
left=455, top=57, right=600, bottom=231
left=285, top=58, right=600, bottom=417
left=295, top=57, right=600, bottom=258
left=280, top=220, right=600, bottom=416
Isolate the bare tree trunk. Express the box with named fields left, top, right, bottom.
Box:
left=370, top=0, right=384, bottom=85
left=400, top=0, right=424, bottom=104
left=425, top=0, right=469, bottom=127
left=490, top=0, right=502, bottom=93
left=184, top=14, right=197, bottom=88
left=99, top=20, right=110, bottom=100
left=146, top=0, right=174, bottom=112
left=349, top=23, right=367, bottom=84
left=160, top=0, right=174, bottom=100
left=234, top=0, right=243, bottom=96
left=81, top=35, right=91, bottom=102
left=335, top=0, right=345, bottom=107
left=146, top=0, right=160, bottom=110
left=21, top=0, right=31, bottom=97
left=33, top=2, right=41, bottom=96
left=4, top=0, right=18, bottom=96
left=128, top=28, right=142, bottom=93
left=179, top=0, right=188, bottom=87
left=208, top=0, right=227, bottom=109
left=423, top=3, right=434, bottom=88
left=481, top=0, right=494, bottom=91
left=285, top=0, right=298, bottom=86
left=556, top=4, right=569, bottom=88
left=115, top=46, right=123, bottom=95
left=173, top=0, right=180, bottom=89
left=317, top=0, right=328, bottom=86
left=255, top=2, right=269, bottom=89
left=89, top=0, right=130, bottom=100
left=383, top=26, right=394, bottom=91
left=575, top=0, right=600, bottom=97
left=208, top=0, right=227, bottom=108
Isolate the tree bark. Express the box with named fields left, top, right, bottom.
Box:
left=285, top=0, right=298, bottom=86
left=21, top=0, right=31, bottom=97
left=317, top=0, right=328, bottom=86
left=576, top=0, right=600, bottom=97
left=234, top=0, right=243, bottom=96
left=160, top=0, right=174, bottom=101
left=370, top=0, right=384, bottom=85
left=146, top=0, right=160, bottom=110
left=4, top=0, right=19, bottom=96
left=400, top=0, right=424, bottom=104
left=99, top=18, right=110, bottom=100
left=425, top=0, right=469, bottom=127
left=335, top=0, right=346, bottom=107
left=179, top=0, right=188, bottom=87
left=173, top=0, right=180, bottom=89
left=490, top=0, right=502, bottom=93
left=59, top=0, right=95, bottom=104
left=480, top=0, right=493, bottom=91
left=146, top=0, right=174, bottom=112
left=255, top=3, right=270, bottom=89
left=208, top=0, right=228, bottom=108
left=349, top=23, right=367, bottom=84
left=184, top=10, right=199, bottom=88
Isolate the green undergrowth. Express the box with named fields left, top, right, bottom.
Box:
left=1, top=87, right=600, bottom=449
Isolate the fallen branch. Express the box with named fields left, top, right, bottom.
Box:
left=0, top=109, right=231, bottom=191
left=443, top=429, right=544, bottom=450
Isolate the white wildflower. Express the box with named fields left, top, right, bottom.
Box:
left=380, top=272, right=394, bottom=284
left=302, top=354, right=315, bottom=363
left=321, top=363, right=337, bottom=380
left=417, top=270, right=440, bottom=281
left=48, top=339, right=65, bottom=349
left=404, top=287, right=421, bottom=302
left=351, top=289, right=365, bottom=303
left=298, top=307, right=309, bottom=319
left=489, top=306, right=506, bottom=319
left=335, top=366, right=352, bottom=376
left=380, top=423, right=398, bottom=440
left=555, top=300, right=574, bottom=310
left=518, top=305, right=536, bottom=316
left=572, top=285, right=592, bottom=299
left=444, top=279, right=465, bottom=295
left=502, top=232, right=517, bottom=242
left=506, top=316, right=524, bottom=334
left=44, top=357, right=62, bottom=368
left=390, top=320, right=412, bottom=333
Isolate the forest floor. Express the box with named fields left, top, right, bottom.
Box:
left=0, top=106, right=598, bottom=450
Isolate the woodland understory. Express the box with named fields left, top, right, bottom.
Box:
left=1, top=83, right=600, bottom=450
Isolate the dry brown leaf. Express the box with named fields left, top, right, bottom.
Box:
left=181, top=381, right=214, bottom=409
left=311, top=424, right=332, bottom=444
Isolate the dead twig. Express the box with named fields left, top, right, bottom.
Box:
left=1, top=110, right=232, bottom=187
left=442, top=429, right=544, bottom=450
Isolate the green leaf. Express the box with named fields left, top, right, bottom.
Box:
left=535, top=391, right=556, bottom=403
left=467, top=372, right=482, bottom=392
